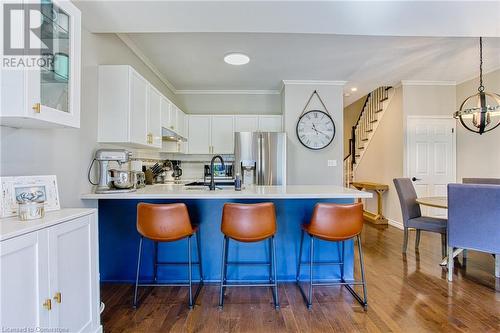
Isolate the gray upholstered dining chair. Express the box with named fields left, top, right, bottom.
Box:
left=447, top=183, right=500, bottom=281
left=393, top=178, right=447, bottom=256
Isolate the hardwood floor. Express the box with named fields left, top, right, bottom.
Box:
left=100, top=224, right=499, bottom=332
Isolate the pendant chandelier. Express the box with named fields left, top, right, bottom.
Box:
left=454, top=37, right=500, bottom=135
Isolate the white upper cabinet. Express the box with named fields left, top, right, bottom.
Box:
left=187, top=115, right=211, bottom=154
left=235, top=115, right=259, bottom=132
left=211, top=115, right=234, bottom=154
left=0, top=0, right=81, bottom=128
left=176, top=108, right=186, bottom=137
left=98, top=65, right=161, bottom=149
left=129, top=70, right=149, bottom=146
left=258, top=115, right=283, bottom=132
left=161, top=97, right=173, bottom=130
left=147, top=86, right=162, bottom=148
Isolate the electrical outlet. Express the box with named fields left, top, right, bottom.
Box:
left=327, top=160, right=337, bottom=167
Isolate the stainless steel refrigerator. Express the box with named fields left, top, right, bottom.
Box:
left=234, top=132, right=287, bottom=185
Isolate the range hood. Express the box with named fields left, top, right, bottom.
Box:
left=161, top=127, right=187, bottom=142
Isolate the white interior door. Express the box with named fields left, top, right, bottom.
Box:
left=407, top=117, right=456, bottom=217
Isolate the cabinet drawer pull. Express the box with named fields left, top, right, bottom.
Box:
left=53, top=292, right=62, bottom=303
left=32, top=103, right=41, bottom=113
left=43, top=298, right=52, bottom=310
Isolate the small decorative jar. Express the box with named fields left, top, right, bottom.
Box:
left=18, top=201, right=45, bottom=221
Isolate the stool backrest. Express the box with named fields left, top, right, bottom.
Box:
left=221, top=203, right=276, bottom=242
left=309, top=203, right=364, bottom=240
left=137, top=203, right=193, bottom=241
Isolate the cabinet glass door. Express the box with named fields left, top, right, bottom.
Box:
left=40, top=0, right=70, bottom=113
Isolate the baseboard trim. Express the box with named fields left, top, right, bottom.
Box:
left=388, top=218, right=404, bottom=230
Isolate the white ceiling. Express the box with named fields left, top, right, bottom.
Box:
left=74, top=1, right=500, bottom=106
left=125, top=33, right=500, bottom=104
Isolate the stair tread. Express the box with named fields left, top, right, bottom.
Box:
left=370, top=119, right=377, bottom=123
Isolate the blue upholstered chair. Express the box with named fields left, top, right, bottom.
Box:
left=393, top=178, right=447, bottom=256
left=447, top=183, right=500, bottom=281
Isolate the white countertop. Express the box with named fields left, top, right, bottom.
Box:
left=81, top=184, right=372, bottom=200
left=0, top=208, right=96, bottom=241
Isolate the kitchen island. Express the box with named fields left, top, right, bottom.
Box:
left=82, top=185, right=371, bottom=283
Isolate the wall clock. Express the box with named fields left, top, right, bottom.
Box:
left=296, top=90, right=336, bottom=150
left=296, top=110, right=336, bottom=150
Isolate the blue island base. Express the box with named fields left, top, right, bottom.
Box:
left=98, top=198, right=355, bottom=283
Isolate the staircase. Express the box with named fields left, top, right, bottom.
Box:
left=343, top=86, right=394, bottom=186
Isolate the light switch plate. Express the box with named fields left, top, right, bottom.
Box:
left=327, top=160, right=337, bottom=167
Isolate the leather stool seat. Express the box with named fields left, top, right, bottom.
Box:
left=133, top=203, right=203, bottom=309
left=302, top=203, right=364, bottom=241
left=221, top=202, right=276, bottom=242
left=219, top=203, right=279, bottom=309
left=297, top=202, right=368, bottom=310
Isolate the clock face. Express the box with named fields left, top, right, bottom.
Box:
left=296, top=110, right=335, bottom=150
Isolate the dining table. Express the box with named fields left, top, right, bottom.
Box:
left=416, top=196, right=463, bottom=266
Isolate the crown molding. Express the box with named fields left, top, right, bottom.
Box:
left=175, top=89, right=281, bottom=95
left=282, top=80, right=347, bottom=87
left=116, top=33, right=178, bottom=94
left=401, top=80, right=456, bottom=86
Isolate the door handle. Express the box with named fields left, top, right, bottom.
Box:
left=43, top=298, right=52, bottom=310
left=411, top=177, right=421, bottom=181
left=53, top=292, right=62, bottom=303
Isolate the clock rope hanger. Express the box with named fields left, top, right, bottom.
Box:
left=296, top=90, right=336, bottom=150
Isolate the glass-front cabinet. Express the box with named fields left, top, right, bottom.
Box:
left=0, top=0, right=81, bottom=128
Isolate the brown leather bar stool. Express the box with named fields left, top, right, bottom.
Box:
left=296, top=202, right=367, bottom=310
left=219, top=203, right=279, bottom=309
left=133, top=203, right=203, bottom=309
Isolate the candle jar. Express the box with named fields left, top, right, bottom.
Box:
left=18, top=201, right=45, bottom=221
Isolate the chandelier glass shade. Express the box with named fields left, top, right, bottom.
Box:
left=454, top=37, right=500, bottom=134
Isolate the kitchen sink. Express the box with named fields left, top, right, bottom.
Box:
left=185, top=181, right=235, bottom=187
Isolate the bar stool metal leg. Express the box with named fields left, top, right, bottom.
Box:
left=133, top=237, right=143, bottom=308
left=307, top=235, right=314, bottom=309
left=219, top=236, right=228, bottom=308
left=340, top=241, right=345, bottom=281
left=357, top=235, right=368, bottom=309
left=296, top=230, right=304, bottom=282
left=271, top=236, right=280, bottom=309
left=187, top=235, right=193, bottom=308
left=196, top=229, right=204, bottom=282
left=153, top=241, right=158, bottom=283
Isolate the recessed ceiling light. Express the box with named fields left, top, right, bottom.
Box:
left=344, top=93, right=351, bottom=97
left=224, top=53, right=250, bottom=65
left=351, top=87, right=358, bottom=92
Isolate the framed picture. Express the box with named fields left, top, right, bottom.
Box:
left=0, top=175, right=60, bottom=218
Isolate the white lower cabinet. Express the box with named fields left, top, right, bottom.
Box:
left=0, top=210, right=101, bottom=333
left=0, top=232, right=50, bottom=329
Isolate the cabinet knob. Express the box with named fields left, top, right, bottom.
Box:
left=53, top=292, right=62, bottom=303
left=43, top=298, right=52, bottom=310
left=32, top=103, right=41, bottom=113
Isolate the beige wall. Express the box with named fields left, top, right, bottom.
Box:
left=0, top=30, right=177, bottom=208
left=456, top=69, right=500, bottom=180
left=403, top=84, right=456, bottom=117
left=354, top=86, right=404, bottom=223
left=343, top=96, right=367, bottom=157
left=282, top=83, right=344, bottom=185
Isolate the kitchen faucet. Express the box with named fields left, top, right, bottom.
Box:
left=209, top=155, right=225, bottom=190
